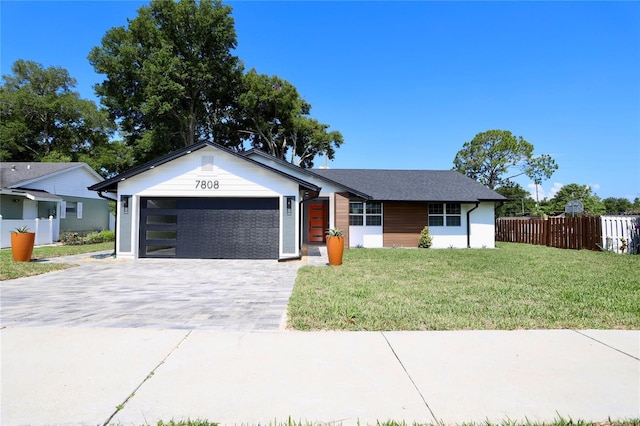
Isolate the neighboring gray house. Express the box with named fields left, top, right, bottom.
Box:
left=89, top=142, right=506, bottom=260
left=0, top=162, right=112, bottom=248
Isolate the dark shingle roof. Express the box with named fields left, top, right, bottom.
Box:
left=311, top=169, right=507, bottom=202
left=0, top=162, right=84, bottom=188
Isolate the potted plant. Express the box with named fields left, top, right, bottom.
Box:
left=11, top=226, right=36, bottom=262
left=326, top=228, right=344, bottom=266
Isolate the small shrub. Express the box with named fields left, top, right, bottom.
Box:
left=326, top=228, right=344, bottom=237
left=61, top=230, right=115, bottom=245
left=418, top=226, right=432, bottom=248
left=85, top=230, right=115, bottom=244
left=60, top=232, right=83, bottom=245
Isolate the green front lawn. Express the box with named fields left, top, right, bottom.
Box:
left=288, top=243, right=639, bottom=330
left=0, top=242, right=114, bottom=281
left=156, top=419, right=639, bottom=426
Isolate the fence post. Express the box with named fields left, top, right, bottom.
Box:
left=48, top=216, right=54, bottom=245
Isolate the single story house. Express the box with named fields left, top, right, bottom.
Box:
left=0, top=162, right=112, bottom=248
left=89, top=142, right=506, bottom=260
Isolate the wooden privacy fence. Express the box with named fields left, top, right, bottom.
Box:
left=496, top=216, right=640, bottom=253
left=496, top=216, right=603, bottom=251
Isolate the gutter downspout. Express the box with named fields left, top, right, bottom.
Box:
left=97, top=191, right=118, bottom=257
left=466, top=202, right=480, bottom=248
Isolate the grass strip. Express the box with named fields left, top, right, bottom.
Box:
left=154, top=418, right=640, bottom=426
left=0, top=242, right=114, bottom=280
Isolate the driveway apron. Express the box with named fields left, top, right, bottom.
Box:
left=1, top=249, right=327, bottom=330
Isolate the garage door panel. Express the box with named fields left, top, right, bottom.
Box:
left=140, top=197, right=279, bottom=259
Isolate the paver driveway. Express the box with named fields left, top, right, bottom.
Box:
left=1, top=250, right=326, bottom=330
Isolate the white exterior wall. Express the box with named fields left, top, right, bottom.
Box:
left=468, top=202, right=497, bottom=248
left=425, top=202, right=496, bottom=249
left=116, top=147, right=301, bottom=259
left=349, top=226, right=383, bottom=248
left=21, top=166, right=103, bottom=199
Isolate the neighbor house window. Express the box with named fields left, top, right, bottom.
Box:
left=350, top=201, right=382, bottom=226
left=66, top=202, right=77, bottom=215
left=63, top=201, right=83, bottom=219
left=428, top=203, right=460, bottom=227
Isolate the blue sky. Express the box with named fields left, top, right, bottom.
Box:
left=2, top=1, right=639, bottom=201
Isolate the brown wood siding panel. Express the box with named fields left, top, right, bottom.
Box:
left=383, top=202, right=427, bottom=247
left=335, top=192, right=350, bottom=248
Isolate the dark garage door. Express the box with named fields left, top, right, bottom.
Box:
left=140, top=197, right=279, bottom=259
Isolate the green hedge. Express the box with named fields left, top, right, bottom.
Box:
left=61, top=230, right=115, bottom=245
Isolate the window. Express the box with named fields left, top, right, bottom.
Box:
left=350, top=201, right=382, bottom=226
left=63, top=201, right=83, bottom=219
left=428, top=203, right=461, bottom=227
left=66, top=202, right=77, bottom=215
left=366, top=202, right=382, bottom=226
left=146, top=199, right=177, bottom=209
left=146, top=215, right=177, bottom=225
left=349, top=202, right=364, bottom=225
left=446, top=203, right=461, bottom=226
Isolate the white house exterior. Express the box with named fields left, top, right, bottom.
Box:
left=90, top=142, right=506, bottom=260
left=0, top=162, right=112, bottom=248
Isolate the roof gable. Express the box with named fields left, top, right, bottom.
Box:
left=0, top=162, right=100, bottom=188
left=312, top=169, right=507, bottom=202
left=89, top=142, right=321, bottom=193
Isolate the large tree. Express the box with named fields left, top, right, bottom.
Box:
left=88, top=0, right=244, bottom=164
left=494, top=182, right=536, bottom=217
left=548, top=183, right=605, bottom=215
left=453, top=129, right=558, bottom=190
left=0, top=59, right=115, bottom=167
left=238, top=70, right=343, bottom=167
left=602, top=197, right=634, bottom=214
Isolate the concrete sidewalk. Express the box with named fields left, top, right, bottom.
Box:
left=1, top=327, right=638, bottom=426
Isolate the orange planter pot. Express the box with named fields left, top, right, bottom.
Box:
left=11, top=232, right=35, bottom=262
left=326, top=235, right=344, bottom=266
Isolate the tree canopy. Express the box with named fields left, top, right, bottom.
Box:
left=494, top=182, right=536, bottom=217
left=547, top=183, right=605, bottom=215
left=88, top=0, right=342, bottom=168
left=88, top=0, right=244, bottom=165
left=238, top=69, right=343, bottom=167
left=453, top=129, right=558, bottom=190
left=0, top=60, right=117, bottom=169
left=602, top=197, right=635, bottom=214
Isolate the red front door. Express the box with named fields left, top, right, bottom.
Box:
left=307, top=202, right=327, bottom=243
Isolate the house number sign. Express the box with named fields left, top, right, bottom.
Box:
left=195, top=180, right=220, bottom=190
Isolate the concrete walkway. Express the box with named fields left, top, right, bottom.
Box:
left=1, top=327, right=638, bottom=425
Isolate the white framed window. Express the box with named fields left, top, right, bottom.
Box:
left=428, top=203, right=461, bottom=227
left=350, top=201, right=382, bottom=226
left=66, top=201, right=77, bottom=215
left=62, top=201, right=83, bottom=219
